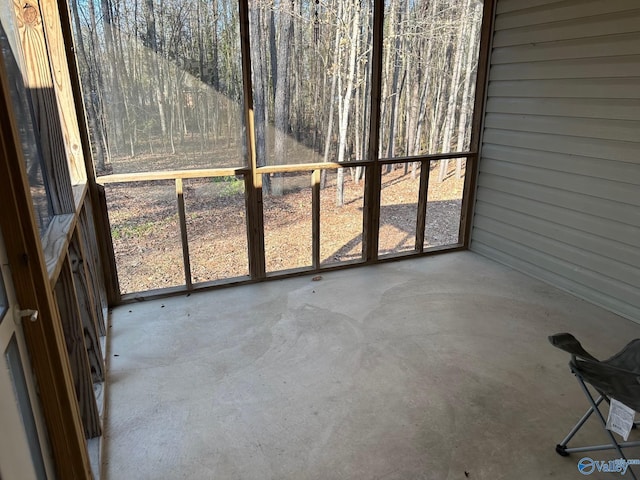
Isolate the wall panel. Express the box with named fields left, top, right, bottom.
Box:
left=473, top=0, right=640, bottom=321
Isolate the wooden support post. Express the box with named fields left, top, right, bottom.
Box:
left=69, top=233, right=104, bottom=382
left=312, top=169, right=321, bottom=269
left=239, top=0, right=265, bottom=280
left=78, top=204, right=107, bottom=335
left=363, top=163, right=381, bottom=261
left=54, top=257, right=101, bottom=439
left=462, top=0, right=496, bottom=247
left=176, top=178, right=192, bottom=289
left=244, top=173, right=266, bottom=279
left=96, top=184, right=121, bottom=304
left=363, top=0, right=385, bottom=262
left=415, top=160, right=431, bottom=252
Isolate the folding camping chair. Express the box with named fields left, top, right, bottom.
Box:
left=549, top=333, right=640, bottom=478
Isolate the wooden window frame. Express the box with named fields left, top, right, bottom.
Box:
left=88, top=0, right=497, bottom=303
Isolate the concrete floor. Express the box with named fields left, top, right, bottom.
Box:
left=103, top=252, right=640, bottom=480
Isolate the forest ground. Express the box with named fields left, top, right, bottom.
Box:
left=104, top=161, right=465, bottom=294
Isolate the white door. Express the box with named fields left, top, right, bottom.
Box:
left=0, top=229, right=54, bottom=480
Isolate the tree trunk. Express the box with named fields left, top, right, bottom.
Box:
left=336, top=0, right=360, bottom=206
left=249, top=0, right=270, bottom=192
left=143, top=0, right=167, bottom=140
left=385, top=0, right=404, bottom=169
left=439, top=0, right=470, bottom=181
left=321, top=0, right=342, bottom=189
left=70, top=0, right=108, bottom=172
left=273, top=0, right=295, bottom=196
left=454, top=1, right=481, bottom=178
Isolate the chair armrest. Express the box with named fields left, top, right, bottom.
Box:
left=549, top=333, right=599, bottom=362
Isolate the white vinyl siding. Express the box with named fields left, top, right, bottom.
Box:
left=472, top=0, right=640, bottom=321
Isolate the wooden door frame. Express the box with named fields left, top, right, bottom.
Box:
left=0, top=46, right=92, bottom=480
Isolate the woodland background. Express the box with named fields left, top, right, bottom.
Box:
left=69, top=0, right=481, bottom=292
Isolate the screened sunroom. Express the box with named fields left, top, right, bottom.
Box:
left=0, top=0, right=638, bottom=478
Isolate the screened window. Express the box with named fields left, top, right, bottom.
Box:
left=73, top=0, right=487, bottom=295
left=70, top=0, right=245, bottom=175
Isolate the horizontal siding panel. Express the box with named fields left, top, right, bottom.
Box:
left=489, top=56, right=640, bottom=81
left=496, top=0, right=563, bottom=16
left=496, top=0, right=638, bottom=29
left=474, top=0, right=640, bottom=322
left=481, top=158, right=640, bottom=206
left=488, top=78, right=640, bottom=99
left=494, top=10, right=640, bottom=48
left=486, top=97, right=640, bottom=121
left=484, top=113, right=640, bottom=143
left=475, top=201, right=640, bottom=268
left=491, top=33, right=640, bottom=64
left=472, top=228, right=639, bottom=307
left=481, top=144, right=640, bottom=185
left=471, top=239, right=640, bottom=321
left=483, top=129, right=640, bottom=164
left=474, top=214, right=640, bottom=287
left=476, top=184, right=640, bottom=241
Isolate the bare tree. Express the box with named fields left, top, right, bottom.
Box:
left=272, top=0, right=295, bottom=195
left=335, top=0, right=361, bottom=206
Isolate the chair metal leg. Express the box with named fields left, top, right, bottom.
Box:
left=556, top=375, right=640, bottom=480
left=557, top=395, right=604, bottom=452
